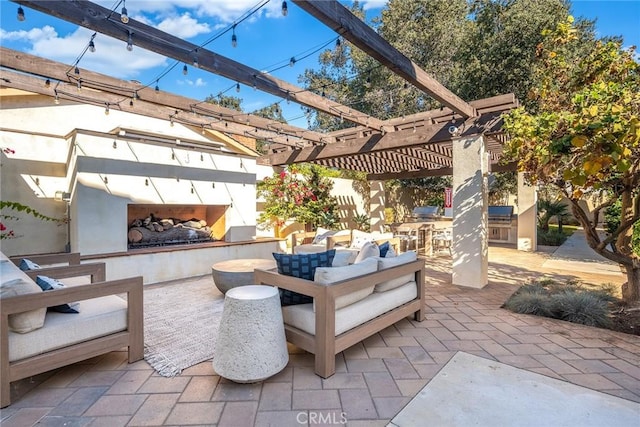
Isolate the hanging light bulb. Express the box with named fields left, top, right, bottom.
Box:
left=120, top=1, right=129, bottom=24
left=200, top=153, right=204, bottom=161
left=145, top=179, right=149, bottom=186
left=235, top=82, right=240, bottom=93
left=212, top=182, right=216, bottom=189
left=231, top=25, right=237, bottom=47
left=170, top=116, right=174, bottom=127
left=77, top=80, right=82, bottom=92
left=282, top=1, right=288, bottom=16
left=74, top=66, right=80, bottom=75
left=54, top=90, right=60, bottom=104
left=183, top=64, right=188, bottom=75
left=289, top=56, right=296, bottom=67
left=335, top=38, right=341, bottom=49
left=44, top=79, right=51, bottom=88
left=321, top=88, right=326, bottom=97
left=103, top=176, right=109, bottom=184
left=155, top=80, right=160, bottom=93
left=17, top=6, right=25, bottom=22
left=286, top=90, right=291, bottom=104
left=192, top=49, right=199, bottom=67
left=191, top=186, right=194, bottom=194
left=113, top=140, right=118, bottom=149
left=126, top=30, right=133, bottom=51
left=129, top=98, right=134, bottom=107
left=104, top=104, right=110, bottom=115
left=88, top=40, right=96, bottom=53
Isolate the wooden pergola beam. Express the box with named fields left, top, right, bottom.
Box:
left=0, top=69, right=306, bottom=148
left=368, top=167, right=453, bottom=180
left=294, top=0, right=476, bottom=118
left=265, top=121, right=454, bottom=166
left=15, top=0, right=389, bottom=131
left=0, top=47, right=326, bottom=146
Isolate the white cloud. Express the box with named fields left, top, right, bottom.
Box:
left=157, top=13, right=211, bottom=38
left=194, top=78, right=206, bottom=87
left=361, top=0, right=388, bottom=11
left=0, top=25, right=58, bottom=42
left=3, top=25, right=167, bottom=80
left=176, top=78, right=207, bottom=87
left=119, top=0, right=281, bottom=23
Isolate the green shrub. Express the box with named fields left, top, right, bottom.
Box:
left=504, top=279, right=617, bottom=330
left=503, top=292, right=555, bottom=317
left=550, top=291, right=613, bottom=328
left=537, top=229, right=568, bottom=246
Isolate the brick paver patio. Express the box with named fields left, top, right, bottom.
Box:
left=2, top=245, right=638, bottom=426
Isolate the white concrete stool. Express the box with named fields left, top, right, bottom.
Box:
left=213, top=285, right=288, bottom=383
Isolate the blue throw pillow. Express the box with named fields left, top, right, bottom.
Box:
left=19, top=258, right=41, bottom=271
left=272, top=250, right=336, bottom=306
left=35, top=275, right=80, bottom=313
left=378, top=241, right=390, bottom=258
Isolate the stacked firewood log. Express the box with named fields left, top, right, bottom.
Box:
left=127, top=214, right=213, bottom=244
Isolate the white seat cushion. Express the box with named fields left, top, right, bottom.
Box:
left=283, top=281, right=417, bottom=336
left=1, top=257, right=46, bottom=334
left=8, top=295, right=128, bottom=361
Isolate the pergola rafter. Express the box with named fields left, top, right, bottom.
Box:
left=3, top=0, right=519, bottom=180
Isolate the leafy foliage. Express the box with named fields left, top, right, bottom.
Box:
left=0, top=201, right=66, bottom=240
left=502, top=15, right=640, bottom=301
left=257, top=166, right=338, bottom=231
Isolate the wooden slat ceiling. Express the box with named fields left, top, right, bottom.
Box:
left=4, top=0, right=519, bottom=180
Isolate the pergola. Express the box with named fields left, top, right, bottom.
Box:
left=1, top=0, right=536, bottom=288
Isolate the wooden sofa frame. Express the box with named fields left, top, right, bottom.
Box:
left=1, top=262, right=143, bottom=408
left=255, top=259, right=425, bottom=378
left=10, top=252, right=81, bottom=267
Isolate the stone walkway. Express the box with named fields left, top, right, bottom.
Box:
left=1, top=244, right=638, bottom=426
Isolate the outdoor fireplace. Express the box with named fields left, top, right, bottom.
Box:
left=127, top=204, right=227, bottom=249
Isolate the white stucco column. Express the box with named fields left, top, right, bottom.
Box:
left=517, top=172, right=537, bottom=251
left=369, top=180, right=385, bottom=233
left=452, top=135, right=488, bottom=288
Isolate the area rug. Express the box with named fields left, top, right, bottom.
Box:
left=143, top=277, right=225, bottom=377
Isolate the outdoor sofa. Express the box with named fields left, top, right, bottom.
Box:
left=254, top=250, right=425, bottom=378
left=0, top=252, right=143, bottom=407
left=292, top=228, right=399, bottom=260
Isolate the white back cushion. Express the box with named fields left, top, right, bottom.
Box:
left=375, top=251, right=418, bottom=292
left=313, top=257, right=378, bottom=310
left=353, top=240, right=380, bottom=264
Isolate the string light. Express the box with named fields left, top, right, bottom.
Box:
left=103, top=176, right=109, bottom=184
left=235, top=82, right=240, bottom=93
left=212, top=182, right=216, bottom=188
left=289, top=56, right=296, bottom=67
left=129, top=98, right=134, bottom=107
left=88, top=40, right=96, bottom=53
left=192, top=49, right=199, bottom=67
left=145, top=179, right=149, bottom=186
left=335, top=38, right=341, bottom=49
left=170, top=116, right=174, bottom=126
left=183, top=64, right=188, bottom=75
left=200, top=153, right=204, bottom=161
left=17, top=6, right=25, bottom=22
left=104, top=103, right=110, bottom=115
left=155, top=80, right=160, bottom=93
left=77, top=80, right=82, bottom=92
left=120, top=1, right=129, bottom=24
left=126, top=30, right=133, bottom=51
left=54, top=90, right=60, bottom=104
left=113, top=140, right=118, bottom=149
left=44, top=79, right=51, bottom=88
left=282, top=1, right=288, bottom=16
left=74, top=66, right=80, bottom=75
left=231, top=24, right=237, bottom=48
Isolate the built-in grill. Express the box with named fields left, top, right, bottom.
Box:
left=488, top=206, right=514, bottom=242
left=488, top=206, right=514, bottom=226
left=409, top=206, right=441, bottom=221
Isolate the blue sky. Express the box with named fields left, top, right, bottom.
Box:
left=1, top=0, right=638, bottom=129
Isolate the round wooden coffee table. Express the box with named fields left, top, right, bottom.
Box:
left=211, top=258, right=277, bottom=294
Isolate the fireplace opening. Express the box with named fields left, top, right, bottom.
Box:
left=127, top=204, right=226, bottom=249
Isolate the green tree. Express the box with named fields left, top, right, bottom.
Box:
left=204, top=94, right=243, bottom=111
left=537, top=199, right=569, bottom=232
left=503, top=16, right=640, bottom=302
